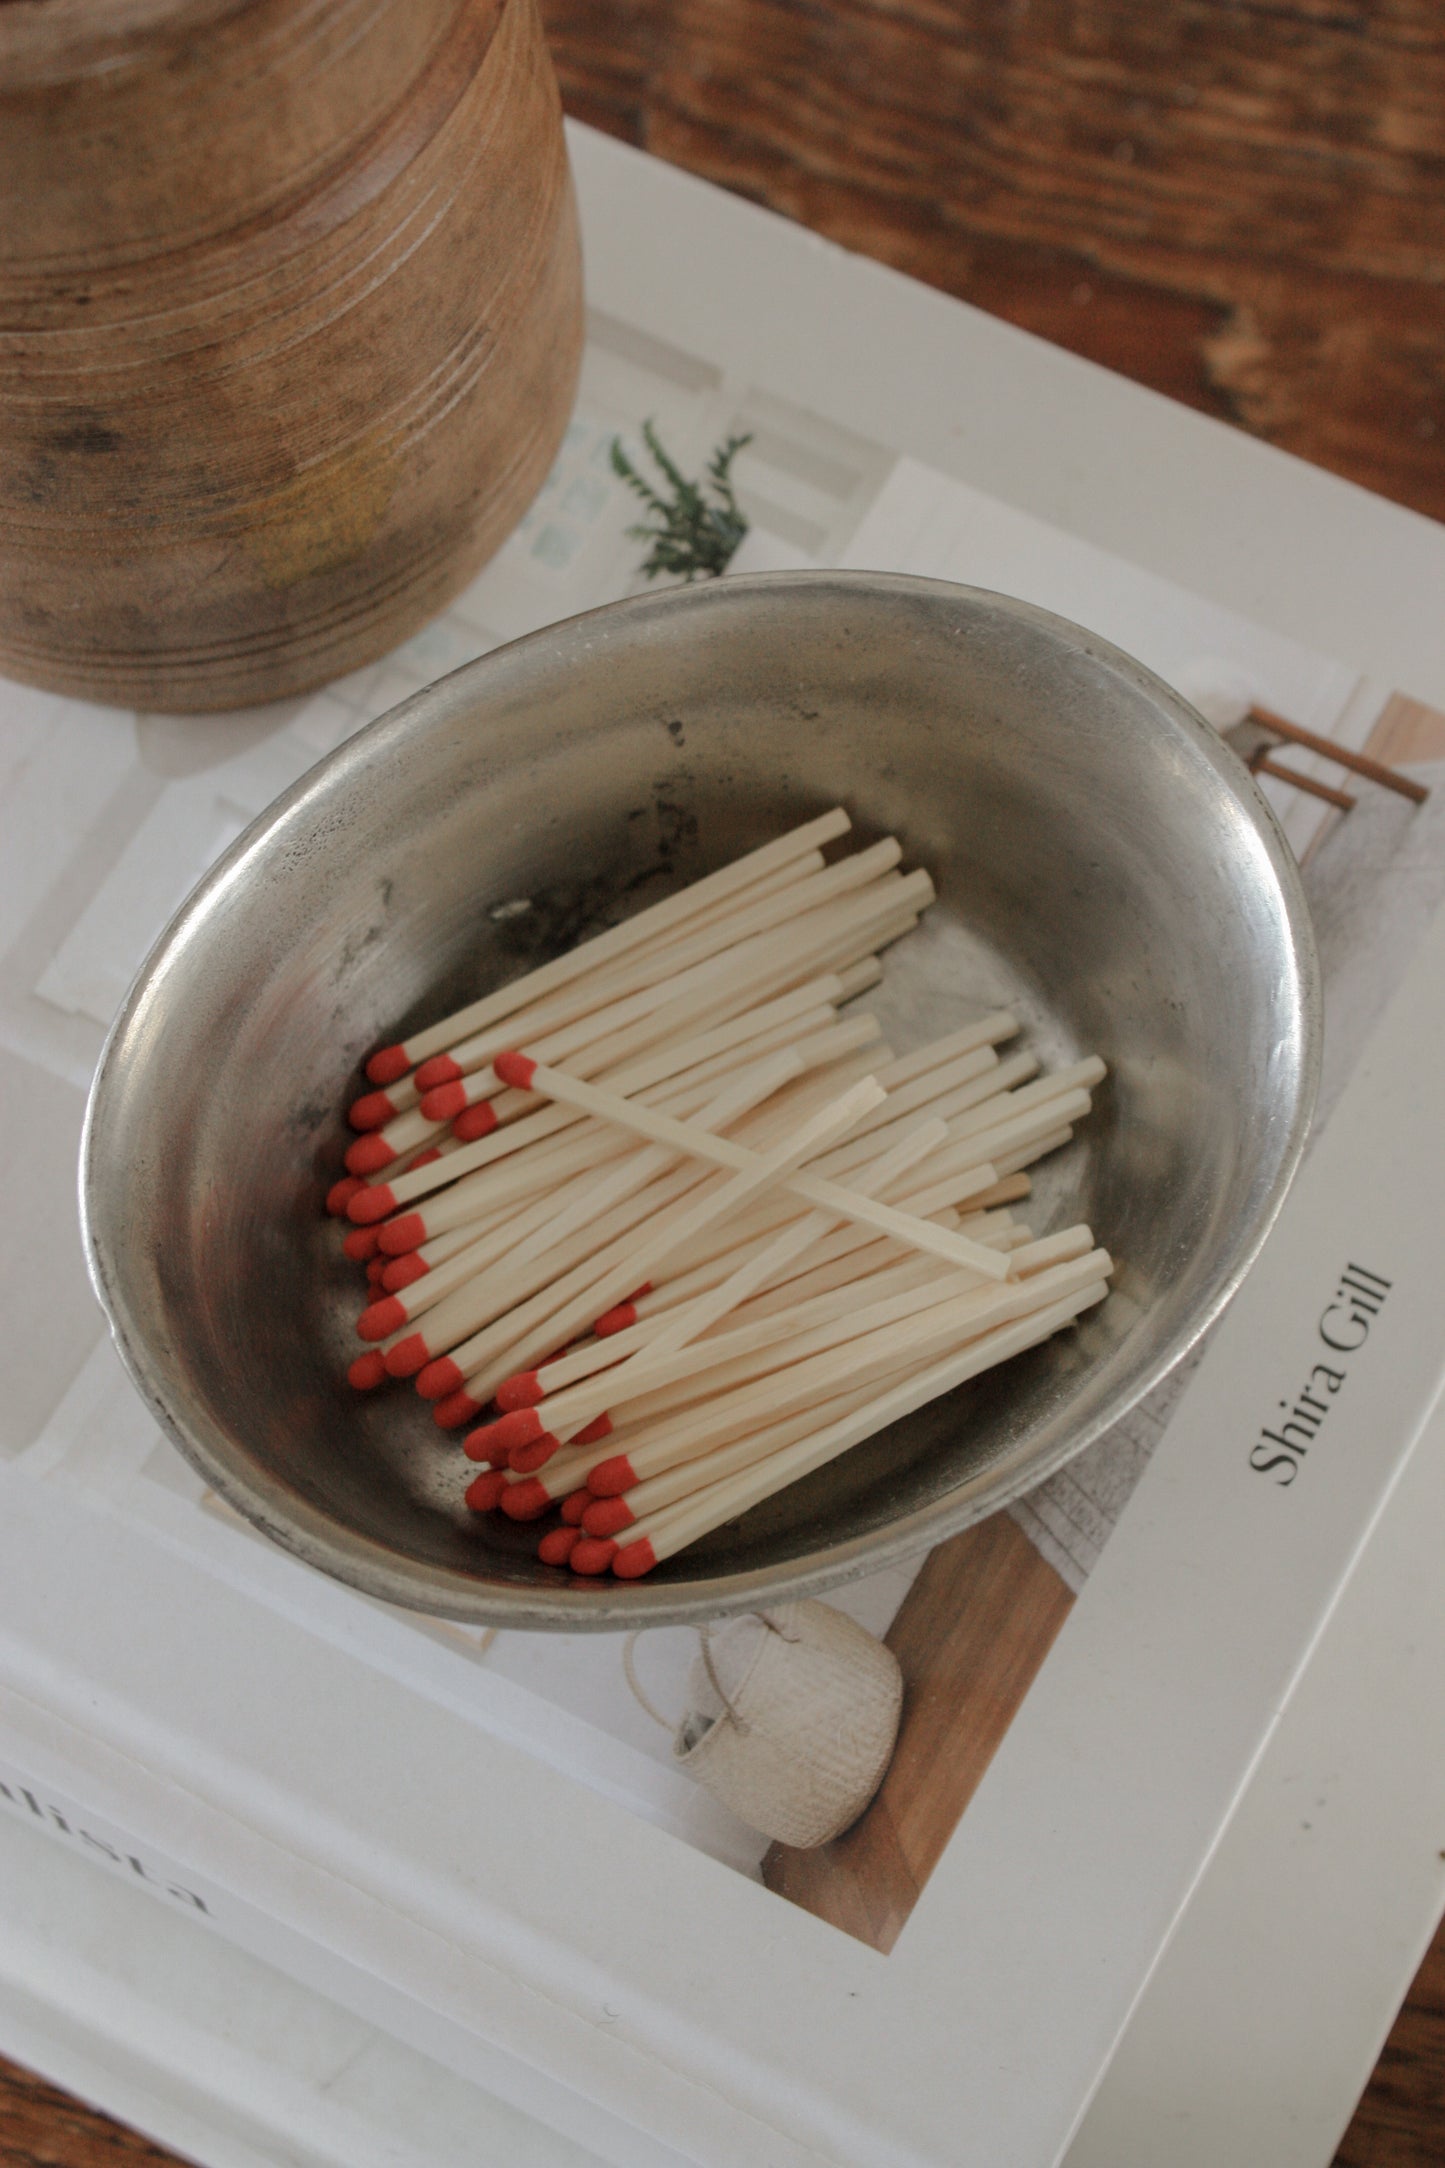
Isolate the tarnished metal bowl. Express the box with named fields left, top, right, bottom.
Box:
left=81, top=574, right=1320, bottom=1628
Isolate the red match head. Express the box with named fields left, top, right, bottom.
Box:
left=593, top=1303, right=637, bottom=1338
left=406, top=1145, right=442, bottom=1171
left=451, top=1100, right=499, bottom=1144
left=581, top=1495, right=634, bottom=1539
left=342, top=1225, right=380, bottom=1263
left=344, top=1132, right=397, bottom=1178
left=568, top=1536, right=618, bottom=1576
left=365, top=1044, right=411, bottom=1086
left=419, top=1080, right=469, bottom=1123
left=462, top=1431, right=512, bottom=1468
left=376, top=1212, right=427, bottom=1256
left=348, top=1089, right=397, bottom=1132
left=508, top=1430, right=562, bottom=1475
left=416, top=1355, right=465, bottom=1400
left=494, top=1369, right=544, bottom=1412
left=381, top=1252, right=429, bottom=1292
left=414, top=1052, right=464, bottom=1092
left=433, top=1388, right=483, bottom=1430
left=462, top=1408, right=539, bottom=1462
left=476, top=1407, right=544, bottom=1457
left=492, top=1049, right=537, bottom=1090
left=326, top=1174, right=364, bottom=1217
left=463, top=1469, right=508, bottom=1513
left=538, top=1526, right=581, bottom=1567
left=356, top=1296, right=406, bottom=1343
left=383, top=1333, right=431, bottom=1380
left=499, top=1477, right=551, bottom=1521
left=612, top=1538, right=658, bottom=1579
left=347, top=1183, right=398, bottom=1225
left=347, top=1350, right=388, bottom=1391
left=584, top=1453, right=637, bottom=1498
left=559, top=1489, right=590, bottom=1525
left=572, top=1412, right=613, bottom=1447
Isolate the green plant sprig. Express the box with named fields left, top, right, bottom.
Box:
left=610, top=421, right=753, bottom=583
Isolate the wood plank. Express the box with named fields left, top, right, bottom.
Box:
left=1335, top=1912, right=1445, bottom=2164
left=0, top=2052, right=183, bottom=2166
left=541, top=0, right=1445, bottom=527
left=763, top=1512, right=1074, bottom=1950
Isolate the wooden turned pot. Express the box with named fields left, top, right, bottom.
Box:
left=0, top=0, right=583, bottom=711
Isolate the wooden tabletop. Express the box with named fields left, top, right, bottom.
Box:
left=545, top=0, right=1445, bottom=529
left=3, top=0, right=1443, bottom=2161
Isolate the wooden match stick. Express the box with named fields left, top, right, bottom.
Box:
left=504, top=1253, right=995, bottom=1455
left=942, top=1057, right=1106, bottom=1142
left=874, top=1013, right=1020, bottom=1090
left=579, top=1369, right=911, bottom=1541
left=832, top=1043, right=998, bottom=1136
left=494, top=1194, right=987, bottom=1414
left=814, top=1048, right=1039, bottom=1179
left=495, top=1239, right=944, bottom=1414
left=584, top=1191, right=969, bottom=1347
left=629, top=1126, right=992, bottom=1305
left=423, top=859, right=925, bottom=1099
left=959, top=1173, right=1033, bottom=1215
left=490, top=1054, right=1012, bottom=1281
left=390, top=1012, right=882, bottom=1259
left=559, top=1227, right=1098, bottom=1448
left=948, top=1082, right=1096, bottom=1168
left=608, top=1278, right=1111, bottom=1575
left=993, top=1126, right=1076, bottom=1177
left=400, top=838, right=906, bottom=1094
left=362, top=1138, right=681, bottom=1344
left=545, top=967, right=845, bottom=1096
left=633, top=1114, right=952, bottom=1362
left=372, top=1054, right=814, bottom=1371
left=369, top=950, right=849, bottom=1167
left=419, top=1074, right=888, bottom=1406
left=573, top=1248, right=1111, bottom=1492
left=362, top=1027, right=838, bottom=1255
left=583, top=1256, right=1110, bottom=1512
left=650, top=1130, right=1008, bottom=1291
left=717, top=1209, right=1010, bottom=1330
left=488, top=1113, right=953, bottom=1411
left=363, top=808, right=854, bottom=1083
left=347, top=877, right=926, bottom=1220
left=359, top=857, right=832, bottom=1130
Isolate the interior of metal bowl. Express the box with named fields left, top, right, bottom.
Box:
left=82, top=573, right=1319, bottom=1628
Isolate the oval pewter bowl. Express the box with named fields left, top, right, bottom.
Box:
left=81, top=573, right=1320, bottom=1629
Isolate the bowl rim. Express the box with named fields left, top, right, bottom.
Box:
left=80, top=570, right=1323, bottom=1629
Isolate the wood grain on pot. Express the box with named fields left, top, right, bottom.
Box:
left=0, top=0, right=583, bottom=711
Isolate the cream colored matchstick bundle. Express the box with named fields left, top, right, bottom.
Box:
left=327, top=815, right=1118, bottom=1573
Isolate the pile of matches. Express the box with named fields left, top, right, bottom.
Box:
left=328, top=810, right=1114, bottom=1579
